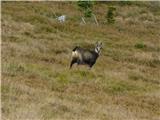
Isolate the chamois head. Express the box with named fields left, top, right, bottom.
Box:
left=95, top=41, right=102, bottom=54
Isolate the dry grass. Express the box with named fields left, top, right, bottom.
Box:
left=1, top=1, right=160, bottom=120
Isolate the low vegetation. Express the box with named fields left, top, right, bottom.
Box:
left=1, top=1, right=160, bottom=120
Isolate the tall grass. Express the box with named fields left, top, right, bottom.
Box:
left=2, top=1, right=160, bottom=120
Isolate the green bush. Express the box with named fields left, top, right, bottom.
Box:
left=77, top=1, right=93, bottom=10
left=106, top=6, right=116, bottom=24
left=135, top=43, right=146, bottom=49
left=84, top=8, right=92, bottom=17
left=77, top=1, right=93, bottom=18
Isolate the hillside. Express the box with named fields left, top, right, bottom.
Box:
left=1, top=1, right=160, bottom=120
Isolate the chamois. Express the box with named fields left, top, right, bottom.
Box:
left=70, top=42, right=102, bottom=69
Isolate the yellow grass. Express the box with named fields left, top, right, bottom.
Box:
left=1, top=1, right=160, bottom=120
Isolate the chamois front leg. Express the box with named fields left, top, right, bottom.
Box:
left=70, top=59, right=77, bottom=69
left=88, top=63, right=94, bottom=70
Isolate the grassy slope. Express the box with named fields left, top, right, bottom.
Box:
left=1, top=1, right=160, bottom=120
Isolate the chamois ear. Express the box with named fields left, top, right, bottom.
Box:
left=98, top=41, right=103, bottom=49
left=97, top=41, right=102, bottom=46
left=99, top=41, right=102, bottom=45
left=95, top=41, right=99, bottom=46
left=99, top=41, right=102, bottom=44
left=95, top=41, right=102, bottom=48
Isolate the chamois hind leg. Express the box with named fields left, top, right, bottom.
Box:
left=70, top=59, right=77, bottom=69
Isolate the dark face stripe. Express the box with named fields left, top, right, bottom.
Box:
left=95, top=47, right=99, bottom=53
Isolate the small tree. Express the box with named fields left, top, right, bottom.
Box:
left=77, top=1, right=93, bottom=10
left=84, top=8, right=92, bottom=17
left=106, top=6, right=116, bottom=24
left=77, top=1, right=93, bottom=18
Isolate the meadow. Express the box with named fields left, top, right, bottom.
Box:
left=1, top=1, right=160, bottom=120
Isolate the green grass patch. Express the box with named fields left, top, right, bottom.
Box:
left=102, top=79, right=149, bottom=95
left=2, top=62, right=27, bottom=77
left=134, top=42, right=147, bottom=49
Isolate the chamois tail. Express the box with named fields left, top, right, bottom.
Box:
left=70, top=46, right=79, bottom=69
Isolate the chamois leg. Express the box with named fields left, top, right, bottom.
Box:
left=70, top=59, right=77, bottom=69
left=88, top=65, right=92, bottom=70
left=88, top=63, right=94, bottom=70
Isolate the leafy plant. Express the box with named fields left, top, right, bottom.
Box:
left=77, top=1, right=93, bottom=18
left=135, top=42, right=146, bottom=49
left=77, top=1, right=93, bottom=10
left=84, top=8, right=92, bottom=17
left=106, top=6, right=116, bottom=24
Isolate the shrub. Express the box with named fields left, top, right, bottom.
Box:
left=106, top=6, right=116, bottom=24
left=77, top=1, right=93, bottom=18
left=77, top=1, right=93, bottom=10
left=135, top=42, right=147, bottom=49
left=84, top=8, right=92, bottom=17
